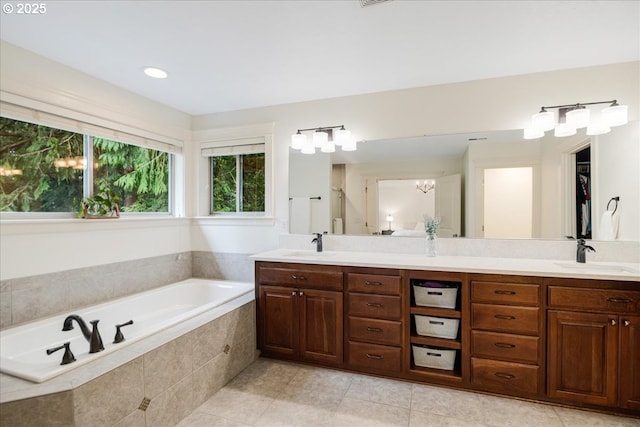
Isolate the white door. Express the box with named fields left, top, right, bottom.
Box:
left=435, top=174, right=462, bottom=237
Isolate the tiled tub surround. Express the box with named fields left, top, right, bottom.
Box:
left=1, top=279, right=254, bottom=383
left=0, top=297, right=258, bottom=427
left=1, top=251, right=255, bottom=329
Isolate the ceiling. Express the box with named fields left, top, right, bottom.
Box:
left=1, top=1, right=638, bottom=116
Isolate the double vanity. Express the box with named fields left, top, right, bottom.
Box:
left=252, top=245, right=639, bottom=417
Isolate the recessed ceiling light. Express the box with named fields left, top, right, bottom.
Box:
left=143, top=67, right=168, bottom=79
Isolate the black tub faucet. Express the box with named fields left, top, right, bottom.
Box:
left=312, top=232, right=327, bottom=252
left=576, top=239, right=595, bottom=263
left=62, top=314, right=104, bottom=353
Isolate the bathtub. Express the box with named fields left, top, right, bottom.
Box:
left=0, top=278, right=255, bottom=384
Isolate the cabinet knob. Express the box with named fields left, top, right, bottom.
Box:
left=624, top=319, right=631, bottom=327
left=292, top=291, right=296, bottom=296
left=299, top=291, right=304, bottom=296
left=610, top=319, right=617, bottom=326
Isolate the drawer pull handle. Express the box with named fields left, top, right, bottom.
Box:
left=494, top=315, right=515, bottom=320
left=366, top=327, right=383, bottom=332
left=494, top=290, right=516, bottom=295
left=366, top=302, right=383, bottom=308
left=607, top=297, right=632, bottom=304
left=610, top=319, right=617, bottom=326
left=364, top=281, right=383, bottom=286
left=429, top=320, right=445, bottom=325
left=495, top=372, right=515, bottom=380
left=366, top=353, right=384, bottom=360
left=494, top=342, right=516, bottom=349
left=291, top=275, right=307, bottom=280
left=426, top=352, right=442, bottom=357
left=624, top=319, right=631, bottom=327
left=427, top=291, right=443, bottom=295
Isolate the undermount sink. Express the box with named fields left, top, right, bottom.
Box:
left=554, top=262, right=639, bottom=274
left=281, top=250, right=335, bottom=258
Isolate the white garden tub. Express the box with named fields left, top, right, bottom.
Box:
left=0, top=278, right=255, bottom=383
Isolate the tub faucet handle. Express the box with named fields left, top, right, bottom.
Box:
left=46, top=342, right=76, bottom=365
left=113, top=320, right=134, bottom=344
left=89, top=320, right=105, bottom=353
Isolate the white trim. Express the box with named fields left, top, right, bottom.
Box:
left=1, top=94, right=183, bottom=152
left=196, top=123, right=275, bottom=219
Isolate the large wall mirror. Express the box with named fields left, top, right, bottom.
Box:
left=289, top=121, right=639, bottom=242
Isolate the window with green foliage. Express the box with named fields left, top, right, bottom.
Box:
left=0, top=117, right=171, bottom=214
left=210, top=153, right=265, bottom=213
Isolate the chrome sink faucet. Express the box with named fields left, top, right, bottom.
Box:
left=62, top=314, right=104, bottom=353
left=576, top=239, right=595, bottom=263
left=312, top=232, right=327, bottom=252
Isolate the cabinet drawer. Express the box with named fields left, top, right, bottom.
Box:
left=348, top=273, right=401, bottom=295
left=348, top=341, right=401, bottom=372
left=472, top=281, right=539, bottom=306
left=471, top=330, right=539, bottom=364
left=472, top=304, right=539, bottom=335
left=471, top=357, right=539, bottom=395
left=549, top=286, right=640, bottom=313
left=259, top=267, right=343, bottom=290
left=349, top=316, right=402, bottom=346
left=348, top=294, right=402, bottom=320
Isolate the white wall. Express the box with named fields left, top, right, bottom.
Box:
left=595, top=121, right=640, bottom=241
left=1, top=42, right=192, bottom=280
left=1, top=39, right=639, bottom=280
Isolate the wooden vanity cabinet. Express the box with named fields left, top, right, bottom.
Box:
left=255, top=260, right=640, bottom=417
left=346, top=269, right=404, bottom=374
left=256, top=262, right=344, bottom=366
left=547, top=279, right=640, bottom=410
left=469, top=275, right=544, bottom=398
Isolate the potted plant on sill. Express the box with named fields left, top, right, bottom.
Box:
left=78, top=187, right=121, bottom=219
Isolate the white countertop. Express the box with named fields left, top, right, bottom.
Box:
left=250, top=249, right=640, bottom=282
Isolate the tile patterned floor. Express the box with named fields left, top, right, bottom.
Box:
left=176, top=358, right=640, bottom=427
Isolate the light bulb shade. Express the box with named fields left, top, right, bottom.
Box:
left=602, top=104, right=628, bottom=127
left=320, top=140, right=335, bottom=153
left=531, top=110, right=555, bottom=131
left=341, top=139, right=357, bottom=151
left=312, top=130, right=328, bottom=147
left=291, top=132, right=306, bottom=150
left=586, top=121, right=611, bottom=136
left=523, top=128, right=544, bottom=140
left=565, top=107, right=591, bottom=129
left=334, top=128, right=351, bottom=146
left=301, top=142, right=315, bottom=154
left=554, top=123, right=577, bottom=137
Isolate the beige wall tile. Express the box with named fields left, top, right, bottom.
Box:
left=145, top=374, right=194, bottom=427
left=0, top=391, right=74, bottom=427
left=143, top=334, right=193, bottom=400
left=74, top=358, right=144, bottom=427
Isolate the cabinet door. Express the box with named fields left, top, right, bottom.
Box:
left=620, top=315, right=640, bottom=410
left=260, top=286, right=298, bottom=358
left=299, top=289, right=344, bottom=365
left=547, top=310, right=618, bottom=406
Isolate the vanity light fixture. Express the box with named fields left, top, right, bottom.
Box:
left=416, top=180, right=435, bottom=194
left=143, top=67, right=168, bottom=79
left=291, top=125, right=356, bottom=154
left=524, top=100, right=628, bottom=140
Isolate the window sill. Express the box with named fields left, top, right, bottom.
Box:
left=193, top=216, right=276, bottom=227
left=0, top=216, right=189, bottom=235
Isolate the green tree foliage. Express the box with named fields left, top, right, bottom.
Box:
left=0, top=117, right=83, bottom=212
left=0, top=118, right=169, bottom=213
left=211, top=153, right=265, bottom=213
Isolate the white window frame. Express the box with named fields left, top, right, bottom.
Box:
left=194, top=123, right=274, bottom=223
left=0, top=99, right=183, bottom=219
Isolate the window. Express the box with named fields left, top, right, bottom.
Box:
left=0, top=117, right=171, bottom=214
left=208, top=146, right=265, bottom=214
